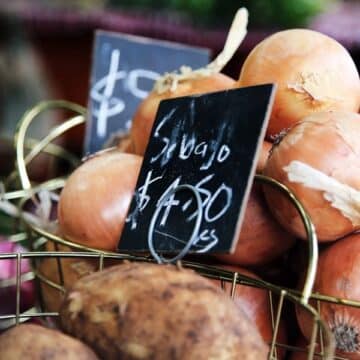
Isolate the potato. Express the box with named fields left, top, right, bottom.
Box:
left=60, top=262, right=268, bottom=359
left=0, top=323, right=99, bottom=359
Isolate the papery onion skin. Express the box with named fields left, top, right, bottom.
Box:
left=130, top=73, right=236, bottom=155
left=296, top=233, right=360, bottom=359
left=58, top=151, right=142, bottom=251
left=263, top=111, right=360, bottom=241
left=117, top=136, right=135, bottom=154
left=238, top=29, right=360, bottom=138
left=216, top=183, right=295, bottom=266
left=213, top=265, right=287, bottom=358
left=289, top=337, right=322, bottom=360
left=257, top=141, right=272, bottom=173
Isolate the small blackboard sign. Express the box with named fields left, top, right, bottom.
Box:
left=84, top=30, right=210, bottom=154
left=119, top=84, right=275, bottom=255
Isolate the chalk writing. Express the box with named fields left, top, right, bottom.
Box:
left=119, top=85, right=275, bottom=255
left=91, top=48, right=160, bottom=138
left=85, top=31, right=209, bottom=154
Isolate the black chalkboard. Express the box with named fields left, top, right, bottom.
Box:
left=119, top=84, right=275, bottom=255
left=84, top=30, right=210, bottom=154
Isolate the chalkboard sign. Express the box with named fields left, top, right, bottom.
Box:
left=84, top=30, right=210, bottom=154
left=119, top=84, right=275, bottom=256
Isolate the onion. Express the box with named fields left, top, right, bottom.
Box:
left=289, top=337, right=322, bottom=360
left=214, top=265, right=287, bottom=358
left=58, top=151, right=142, bottom=251
left=130, top=8, right=250, bottom=156
left=117, top=136, right=135, bottom=154
left=296, top=233, right=360, bottom=359
left=38, top=255, right=98, bottom=313
left=216, top=183, right=295, bottom=266
left=130, top=73, right=236, bottom=155
left=257, top=141, right=272, bottom=173
left=0, top=240, right=35, bottom=329
left=105, top=132, right=135, bottom=154
left=263, top=111, right=360, bottom=241
left=238, top=29, right=360, bottom=139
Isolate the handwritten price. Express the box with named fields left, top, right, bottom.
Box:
left=90, top=48, right=160, bottom=138
left=127, top=109, right=233, bottom=253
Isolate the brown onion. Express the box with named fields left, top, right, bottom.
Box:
left=214, top=265, right=287, bottom=358
left=289, top=337, right=322, bottom=360
left=263, top=111, right=360, bottom=241
left=296, top=233, right=360, bottom=359
left=129, top=8, right=250, bottom=156
left=238, top=29, right=360, bottom=138
left=130, top=73, right=236, bottom=155
left=117, top=135, right=135, bottom=154
left=216, top=183, right=295, bottom=266
left=257, top=140, right=272, bottom=173
left=58, top=151, right=142, bottom=251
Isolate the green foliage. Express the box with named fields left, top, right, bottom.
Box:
left=108, top=0, right=333, bottom=28
left=242, top=0, right=331, bottom=28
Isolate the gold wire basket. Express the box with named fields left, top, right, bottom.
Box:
left=0, top=100, right=345, bottom=359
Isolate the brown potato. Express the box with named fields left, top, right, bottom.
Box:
left=60, top=262, right=268, bottom=360
left=0, top=323, right=99, bottom=359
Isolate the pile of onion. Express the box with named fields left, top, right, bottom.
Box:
left=213, top=265, right=287, bottom=358
left=238, top=29, right=360, bottom=139
left=58, top=151, right=142, bottom=251
left=263, top=111, right=360, bottom=242
left=216, top=183, right=295, bottom=266
left=296, top=233, right=360, bottom=359
left=130, top=8, right=249, bottom=155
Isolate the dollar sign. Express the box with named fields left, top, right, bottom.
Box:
left=91, top=49, right=126, bottom=138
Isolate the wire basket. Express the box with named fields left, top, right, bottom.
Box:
left=0, top=100, right=342, bottom=359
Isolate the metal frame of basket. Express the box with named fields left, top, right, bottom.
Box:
left=0, top=100, right=347, bottom=359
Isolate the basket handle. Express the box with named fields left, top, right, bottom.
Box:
left=256, top=174, right=318, bottom=305
left=14, top=100, right=86, bottom=191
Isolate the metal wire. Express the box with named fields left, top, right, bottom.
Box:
left=14, top=100, right=86, bottom=190
left=0, top=99, right=342, bottom=359
left=256, top=174, right=318, bottom=306
left=0, top=250, right=335, bottom=359
left=147, top=184, right=203, bottom=264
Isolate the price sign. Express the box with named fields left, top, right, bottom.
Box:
left=119, top=84, right=275, bottom=256
left=84, top=30, right=210, bottom=154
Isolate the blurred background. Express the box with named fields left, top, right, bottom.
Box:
left=0, top=0, right=359, bottom=180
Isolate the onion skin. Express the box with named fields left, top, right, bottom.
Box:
left=213, top=265, right=287, bottom=358
left=58, top=151, right=142, bottom=251
left=296, top=233, right=360, bottom=359
left=257, top=141, right=272, bottom=173
left=238, top=29, right=360, bottom=138
left=216, top=183, right=295, bottom=266
left=38, top=256, right=97, bottom=313
left=130, top=73, right=236, bottom=155
left=263, top=111, right=360, bottom=241
left=289, top=337, right=322, bottom=360
left=117, top=136, right=135, bottom=154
